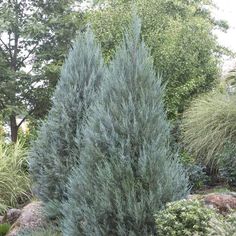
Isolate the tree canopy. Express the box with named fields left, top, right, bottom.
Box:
left=87, top=0, right=229, bottom=118
left=0, top=0, right=84, bottom=141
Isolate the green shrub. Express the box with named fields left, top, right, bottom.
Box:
left=0, top=138, right=30, bottom=214
left=155, top=200, right=219, bottom=236
left=185, top=163, right=209, bottom=191
left=0, top=223, right=11, bottom=236
left=62, top=17, right=189, bottom=236
left=182, top=92, right=236, bottom=166
left=218, top=142, right=236, bottom=186
left=208, top=212, right=236, bottom=235
left=180, top=151, right=209, bottom=191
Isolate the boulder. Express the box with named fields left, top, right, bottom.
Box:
left=6, top=209, right=21, bottom=224
left=204, top=192, right=236, bottom=214
left=6, top=202, right=45, bottom=236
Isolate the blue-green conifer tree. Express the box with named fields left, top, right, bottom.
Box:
left=62, top=17, right=189, bottom=236
left=29, top=29, right=105, bottom=218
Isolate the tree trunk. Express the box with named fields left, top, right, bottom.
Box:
left=10, top=114, right=18, bottom=142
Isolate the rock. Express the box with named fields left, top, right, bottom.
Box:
left=6, top=202, right=45, bottom=236
left=6, top=209, right=21, bottom=224
left=186, top=194, right=202, bottom=200
left=204, top=193, right=236, bottom=214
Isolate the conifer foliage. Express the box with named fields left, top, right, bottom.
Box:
left=29, top=29, right=104, bottom=218
left=62, top=17, right=189, bottom=236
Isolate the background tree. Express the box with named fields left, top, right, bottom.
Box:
left=0, top=0, right=84, bottom=142
left=29, top=29, right=105, bottom=219
left=62, top=17, right=189, bottom=236
left=87, top=0, right=229, bottom=118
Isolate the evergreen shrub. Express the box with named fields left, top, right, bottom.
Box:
left=18, top=228, right=61, bottom=236
left=29, top=29, right=105, bottom=218
left=62, top=17, right=189, bottom=236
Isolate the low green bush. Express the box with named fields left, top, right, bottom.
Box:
left=155, top=200, right=219, bottom=236
left=0, top=223, right=11, bottom=236
left=0, top=138, right=31, bottom=214
left=180, top=151, right=209, bottom=191
left=218, top=142, right=236, bottom=187
left=186, top=164, right=209, bottom=191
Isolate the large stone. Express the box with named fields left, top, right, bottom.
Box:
left=6, top=202, right=45, bottom=236
left=204, top=192, right=236, bottom=214
left=6, top=209, right=21, bottom=224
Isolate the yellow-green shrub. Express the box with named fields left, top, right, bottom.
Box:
left=155, top=200, right=219, bottom=236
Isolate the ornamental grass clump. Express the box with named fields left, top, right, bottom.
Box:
left=0, top=138, right=30, bottom=214
left=182, top=92, right=236, bottom=166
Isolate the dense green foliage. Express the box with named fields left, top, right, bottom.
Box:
left=155, top=200, right=219, bottom=236
left=29, top=30, right=105, bottom=219
left=180, top=152, right=209, bottom=190
left=88, top=0, right=226, bottom=118
left=218, top=143, right=236, bottom=186
left=182, top=92, right=236, bottom=166
left=0, top=138, right=30, bottom=214
left=62, top=17, right=189, bottom=236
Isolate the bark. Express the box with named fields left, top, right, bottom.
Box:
left=10, top=114, right=18, bottom=142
